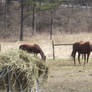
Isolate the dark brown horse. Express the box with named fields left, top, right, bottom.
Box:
left=71, top=41, right=92, bottom=65
left=19, top=44, right=46, bottom=61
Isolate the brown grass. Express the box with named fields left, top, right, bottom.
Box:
left=1, top=32, right=92, bottom=59
left=1, top=32, right=92, bottom=92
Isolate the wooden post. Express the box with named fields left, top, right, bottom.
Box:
left=4, top=0, right=8, bottom=32
left=14, top=72, right=23, bottom=92
left=30, top=89, right=33, bottom=92
left=32, top=4, right=36, bottom=35
left=20, top=0, right=24, bottom=41
left=52, top=40, right=55, bottom=60
left=29, top=89, right=33, bottom=92
left=50, top=10, right=53, bottom=40
left=7, top=67, right=12, bottom=92
left=29, top=80, right=39, bottom=92
left=0, top=44, right=1, bottom=51
left=36, top=80, right=39, bottom=92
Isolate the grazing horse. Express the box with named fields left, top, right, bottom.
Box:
left=19, top=44, right=46, bottom=61
left=71, top=41, right=92, bottom=65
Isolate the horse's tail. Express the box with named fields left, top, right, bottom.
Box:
left=71, top=49, right=76, bottom=58
left=71, top=50, right=74, bottom=57
left=71, top=43, right=77, bottom=57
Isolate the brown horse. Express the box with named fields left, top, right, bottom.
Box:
left=71, top=41, right=92, bottom=65
left=19, top=44, right=46, bottom=61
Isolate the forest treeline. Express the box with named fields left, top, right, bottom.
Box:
left=0, top=0, right=92, bottom=41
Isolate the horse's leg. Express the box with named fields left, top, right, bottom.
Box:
left=78, top=53, right=81, bottom=65
left=87, top=53, right=90, bottom=63
left=82, top=54, right=84, bottom=60
left=84, top=54, right=86, bottom=65
left=73, top=52, right=76, bottom=66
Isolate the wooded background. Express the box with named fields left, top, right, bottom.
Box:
left=0, top=0, right=92, bottom=41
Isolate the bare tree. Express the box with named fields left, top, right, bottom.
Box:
left=20, top=0, right=24, bottom=41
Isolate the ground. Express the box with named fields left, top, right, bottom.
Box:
left=41, top=60, right=92, bottom=92
left=1, top=32, right=92, bottom=92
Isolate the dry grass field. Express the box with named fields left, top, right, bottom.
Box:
left=1, top=32, right=92, bottom=59
left=1, top=32, right=92, bottom=92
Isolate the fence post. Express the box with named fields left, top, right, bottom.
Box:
left=14, top=72, right=23, bottom=92
left=7, top=67, right=12, bottom=92
left=20, top=0, right=24, bottom=41
left=52, top=40, right=55, bottom=60
left=0, top=44, right=1, bottom=51
left=50, top=10, right=53, bottom=40
left=29, top=80, right=39, bottom=92
left=36, top=80, right=39, bottom=92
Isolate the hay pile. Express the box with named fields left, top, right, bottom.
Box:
left=0, top=50, right=48, bottom=91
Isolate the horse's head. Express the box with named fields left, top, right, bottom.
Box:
left=40, top=50, right=46, bottom=61
left=43, top=55, right=46, bottom=61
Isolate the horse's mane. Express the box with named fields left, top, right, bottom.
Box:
left=79, top=41, right=84, bottom=45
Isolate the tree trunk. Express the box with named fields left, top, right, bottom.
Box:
left=20, top=0, right=24, bottom=41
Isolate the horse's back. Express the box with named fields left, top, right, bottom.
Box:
left=72, top=41, right=91, bottom=53
left=78, top=41, right=91, bottom=53
left=19, top=44, right=42, bottom=53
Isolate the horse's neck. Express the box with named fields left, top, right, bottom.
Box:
left=40, top=50, right=45, bottom=60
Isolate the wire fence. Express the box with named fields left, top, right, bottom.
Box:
left=52, top=40, right=73, bottom=59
